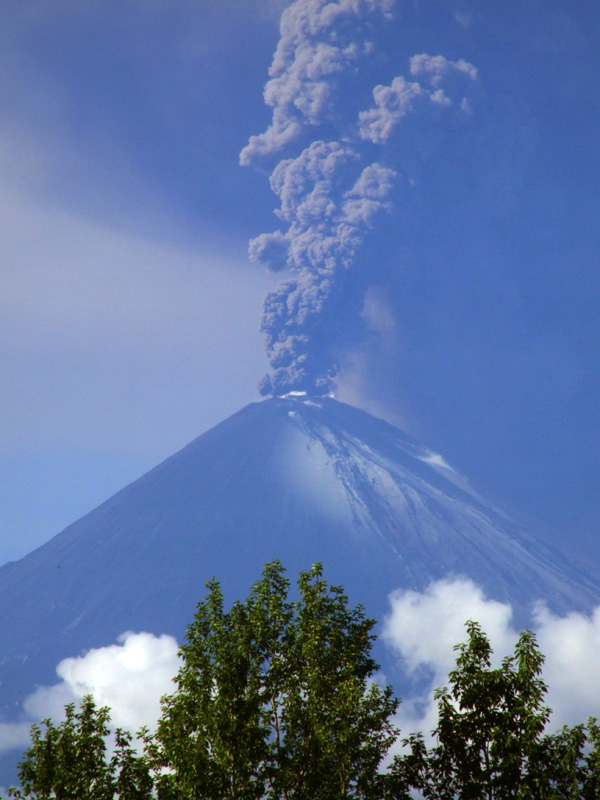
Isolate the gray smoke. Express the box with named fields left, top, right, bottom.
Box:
left=241, top=0, right=477, bottom=397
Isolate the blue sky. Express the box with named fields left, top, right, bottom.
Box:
left=1, top=0, right=598, bottom=565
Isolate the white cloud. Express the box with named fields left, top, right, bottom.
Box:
left=533, top=603, right=600, bottom=727
left=0, top=632, right=180, bottom=760
left=384, top=577, right=515, bottom=678
left=27, top=631, right=180, bottom=734
left=383, top=578, right=600, bottom=744
left=382, top=578, right=516, bottom=746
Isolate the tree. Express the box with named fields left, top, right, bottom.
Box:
left=153, top=560, right=399, bottom=800
left=10, top=564, right=600, bottom=799
left=389, top=620, right=600, bottom=799
left=8, top=696, right=153, bottom=800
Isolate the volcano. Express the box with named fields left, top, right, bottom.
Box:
left=1, top=396, right=599, bottom=750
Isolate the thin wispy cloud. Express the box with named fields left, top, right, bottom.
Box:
left=0, top=182, right=273, bottom=453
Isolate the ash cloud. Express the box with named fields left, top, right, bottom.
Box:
left=358, top=54, right=477, bottom=144
left=241, top=0, right=478, bottom=396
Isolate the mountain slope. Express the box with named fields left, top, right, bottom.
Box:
left=1, top=395, right=598, bottom=723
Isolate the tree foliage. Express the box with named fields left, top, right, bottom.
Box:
left=9, top=562, right=600, bottom=799
left=8, top=696, right=152, bottom=800
left=153, top=560, right=399, bottom=800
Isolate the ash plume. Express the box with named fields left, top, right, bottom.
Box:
left=241, top=0, right=477, bottom=397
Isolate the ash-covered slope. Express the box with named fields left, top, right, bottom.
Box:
left=1, top=396, right=598, bottom=721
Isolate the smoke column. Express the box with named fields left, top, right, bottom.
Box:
left=241, top=0, right=477, bottom=397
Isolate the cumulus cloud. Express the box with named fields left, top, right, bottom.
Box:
left=384, top=577, right=515, bottom=677
left=533, top=602, right=600, bottom=727
left=241, top=0, right=479, bottom=396
left=0, top=632, right=180, bottom=758
left=383, top=577, right=600, bottom=744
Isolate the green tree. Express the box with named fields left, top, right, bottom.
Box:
left=8, top=695, right=153, bottom=800
left=389, top=620, right=600, bottom=799
left=10, top=565, right=600, bottom=800
left=153, top=560, right=399, bottom=800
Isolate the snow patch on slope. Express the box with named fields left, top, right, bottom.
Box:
left=270, top=396, right=590, bottom=609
